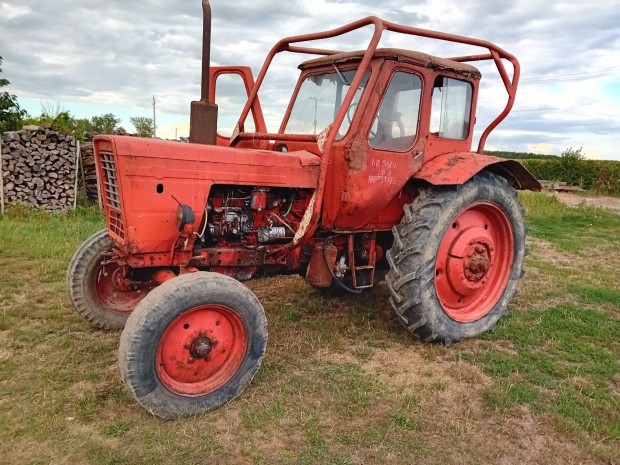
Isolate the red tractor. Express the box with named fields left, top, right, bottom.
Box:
left=67, top=2, right=539, bottom=418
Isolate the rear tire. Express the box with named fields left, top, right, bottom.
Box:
left=386, top=172, right=525, bottom=344
left=118, top=272, right=268, bottom=419
left=67, top=229, right=148, bottom=329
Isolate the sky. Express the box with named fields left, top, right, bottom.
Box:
left=1, top=0, right=619, bottom=159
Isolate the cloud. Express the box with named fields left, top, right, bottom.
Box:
left=0, top=0, right=618, bottom=158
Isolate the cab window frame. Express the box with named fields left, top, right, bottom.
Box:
left=367, top=69, right=423, bottom=153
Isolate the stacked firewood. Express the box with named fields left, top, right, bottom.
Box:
left=79, top=141, right=100, bottom=205
left=1, top=126, right=78, bottom=211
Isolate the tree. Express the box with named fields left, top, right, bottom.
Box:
left=22, top=102, right=126, bottom=140
left=23, top=103, right=89, bottom=139
left=90, top=113, right=121, bottom=134
left=130, top=116, right=155, bottom=138
left=0, top=55, right=26, bottom=132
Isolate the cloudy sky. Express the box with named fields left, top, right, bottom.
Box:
left=1, top=0, right=619, bottom=159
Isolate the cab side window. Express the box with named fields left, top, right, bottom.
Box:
left=430, top=76, right=472, bottom=140
left=368, top=71, right=422, bottom=152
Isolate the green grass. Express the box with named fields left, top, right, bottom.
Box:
left=519, top=191, right=620, bottom=252
left=480, top=306, right=619, bottom=437
left=0, top=195, right=619, bottom=464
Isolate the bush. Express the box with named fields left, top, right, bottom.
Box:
left=520, top=149, right=620, bottom=196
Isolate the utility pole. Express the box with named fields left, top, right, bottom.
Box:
left=152, top=94, right=157, bottom=138
left=309, top=97, right=320, bottom=134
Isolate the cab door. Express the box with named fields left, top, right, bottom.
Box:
left=334, top=64, right=425, bottom=229
left=209, top=66, right=267, bottom=147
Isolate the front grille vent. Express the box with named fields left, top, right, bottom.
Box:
left=98, top=151, right=125, bottom=239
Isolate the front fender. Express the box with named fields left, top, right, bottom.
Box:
left=412, top=152, right=541, bottom=190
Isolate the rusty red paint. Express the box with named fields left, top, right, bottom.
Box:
left=153, top=269, right=177, bottom=284
left=414, top=152, right=540, bottom=189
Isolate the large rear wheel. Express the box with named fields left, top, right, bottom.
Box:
left=67, top=229, right=149, bottom=329
left=386, top=172, right=526, bottom=344
left=118, top=272, right=268, bottom=419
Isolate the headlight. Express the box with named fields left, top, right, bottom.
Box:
left=175, top=204, right=195, bottom=232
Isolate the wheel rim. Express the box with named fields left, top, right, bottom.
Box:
left=93, top=262, right=147, bottom=314
left=156, top=305, right=248, bottom=396
left=434, top=202, right=514, bottom=323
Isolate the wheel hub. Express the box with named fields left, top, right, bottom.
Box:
left=189, top=335, right=214, bottom=359
left=93, top=263, right=148, bottom=313
left=464, top=245, right=490, bottom=282
left=445, top=228, right=494, bottom=296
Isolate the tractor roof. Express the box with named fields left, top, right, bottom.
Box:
left=299, top=48, right=481, bottom=79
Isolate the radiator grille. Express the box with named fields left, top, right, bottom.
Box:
left=98, top=151, right=125, bottom=239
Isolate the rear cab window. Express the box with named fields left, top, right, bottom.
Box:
left=430, top=76, right=473, bottom=140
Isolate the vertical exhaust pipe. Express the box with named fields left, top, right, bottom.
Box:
left=189, top=0, right=218, bottom=144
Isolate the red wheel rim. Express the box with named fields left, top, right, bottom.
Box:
left=93, top=263, right=147, bottom=314
left=156, top=305, right=248, bottom=396
left=434, top=202, right=514, bottom=323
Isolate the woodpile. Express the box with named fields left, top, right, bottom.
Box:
left=79, top=142, right=100, bottom=205
left=1, top=126, right=78, bottom=212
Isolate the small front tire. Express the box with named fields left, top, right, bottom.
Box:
left=67, top=229, right=148, bottom=329
left=118, top=272, right=268, bottom=419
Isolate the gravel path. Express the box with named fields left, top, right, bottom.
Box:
left=554, top=192, right=620, bottom=213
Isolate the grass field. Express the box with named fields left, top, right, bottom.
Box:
left=0, top=193, right=618, bottom=465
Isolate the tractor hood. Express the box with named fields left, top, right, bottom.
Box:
left=93, top=135, right=320, bottom=253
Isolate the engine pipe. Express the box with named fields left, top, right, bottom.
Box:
left=189, top=0, right=218, bottom=145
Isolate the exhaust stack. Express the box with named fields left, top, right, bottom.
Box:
left=189, top=0, right=218, bottom=144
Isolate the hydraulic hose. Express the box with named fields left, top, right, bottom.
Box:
left=322, top=237, right=362, bottom=294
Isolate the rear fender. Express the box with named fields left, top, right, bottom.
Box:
left=412, top=152, right=541, bottom=190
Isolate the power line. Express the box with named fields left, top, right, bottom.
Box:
left=484, top=69, right=620, bottom=87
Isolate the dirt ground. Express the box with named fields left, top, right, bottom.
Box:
left=554, top=192, right=620, bottom=213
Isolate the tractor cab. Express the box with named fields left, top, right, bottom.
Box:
left=210, top=49, right=480, bottom=159
left=208, top=49, right=486, bottom=229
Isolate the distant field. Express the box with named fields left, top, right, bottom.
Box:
left=0, top=194, right=618, bottom=465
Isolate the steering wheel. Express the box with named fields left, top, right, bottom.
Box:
left=346, top=102, right=359, bottom=124
left=393, top=111, right=406, bottom=138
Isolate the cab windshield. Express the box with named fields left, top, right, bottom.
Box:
left=284, top=68, right=370, bottom=139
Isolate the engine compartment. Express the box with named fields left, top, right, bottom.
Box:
left=199, top=185, right=313, bottom=247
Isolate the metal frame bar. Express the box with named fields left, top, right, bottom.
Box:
left=232, top=15, right=520, bottom=252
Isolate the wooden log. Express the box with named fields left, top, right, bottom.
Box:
left=0, top=139, right=4, bottom=216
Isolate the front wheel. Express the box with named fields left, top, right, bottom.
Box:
left=118, top=272, right=268, bottom=419
left=67, top=229, right=149, bottom=329
left=386, top=172, right=526, bottom=344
